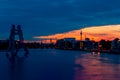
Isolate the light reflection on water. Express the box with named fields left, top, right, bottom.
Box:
left=75, top=52, right=120, bottom=80
left=0, top=49, right=120, bottom=80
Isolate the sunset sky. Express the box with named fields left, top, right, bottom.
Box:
left=0, top=0, right=120, bottom=40
left=34, top=25, right=120, bottom=41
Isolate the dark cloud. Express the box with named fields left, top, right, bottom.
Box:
left=0, top=0, right=120, bottom=40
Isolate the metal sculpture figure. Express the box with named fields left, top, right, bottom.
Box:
left=6, top=24, right=29, bottom=57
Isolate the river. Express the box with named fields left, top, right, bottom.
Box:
left=0, top=49, right=120, bottom=80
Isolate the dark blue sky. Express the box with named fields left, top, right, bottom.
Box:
left=0, top=0, right=120, bottom=40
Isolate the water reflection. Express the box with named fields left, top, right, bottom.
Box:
left=6, top=49, right=75, bottom=80
left=91, top=51, right=101, bottom=56
left=1, top=49, right=120, bottom=80
left=75, top=52, right=120, bottom=80
left=7, top=54, right=28, bottom=80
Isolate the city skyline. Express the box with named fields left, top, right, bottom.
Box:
left=34, top=25, right=120, bottom=41
left=0, top=0, right=120, bottom=40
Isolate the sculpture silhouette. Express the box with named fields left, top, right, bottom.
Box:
left=6, top=24, right=29, bottom=58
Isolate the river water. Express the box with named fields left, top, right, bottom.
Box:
left=0, top=49, right=120, bottom=80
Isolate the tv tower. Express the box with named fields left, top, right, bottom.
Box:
left=80, top=30, right=82, bottom=41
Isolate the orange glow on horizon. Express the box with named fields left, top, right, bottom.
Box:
left=33, top=25, right=120, bottom=42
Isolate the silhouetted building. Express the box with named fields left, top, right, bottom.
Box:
left=111, top=38, right=120, bottom=53
left=0, top=40, right=9, bottom=50
left=55, top=38, right=76, bottom=49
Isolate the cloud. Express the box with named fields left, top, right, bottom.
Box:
left=34, top=25, right=120, bottom=41
left=88, top=33, right=108, bottom=37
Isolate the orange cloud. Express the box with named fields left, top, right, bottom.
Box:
left=33, top=25, right=120, bottom=41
